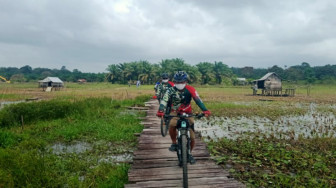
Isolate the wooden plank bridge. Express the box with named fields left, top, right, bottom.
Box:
left=125, top=99, right=245, bottom=188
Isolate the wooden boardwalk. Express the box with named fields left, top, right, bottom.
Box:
left=125, top=99, right=245, bottom=188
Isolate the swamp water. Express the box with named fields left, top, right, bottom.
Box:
left=50, top=141, right=133, bottom=163
left=0, top=100, right=26, bottom=109
left=196, top=103, right=336, bottom=140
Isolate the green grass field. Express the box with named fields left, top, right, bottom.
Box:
left=0, top=87, right=150, bottom=187
left=1, top=82, right=336, bottom=187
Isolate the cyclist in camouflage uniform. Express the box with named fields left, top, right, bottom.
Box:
left=156, top=71, right=211, bottom=164
left=155, top=73, right=175, bottom=102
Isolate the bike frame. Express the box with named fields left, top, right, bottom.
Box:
left=176, top=117, right=191, bottom=166
left=165, top=113, right=204, bottom=188
left=164, top=113, right=204, bottom=165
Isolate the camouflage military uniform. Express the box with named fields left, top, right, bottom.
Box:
left=159, top=85, right=208, bottom=140
left=156, top=81, right=174, bottom=100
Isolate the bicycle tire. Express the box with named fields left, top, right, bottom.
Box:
left=165, top=118, right=170, bottom=133
left=181, top=134, right=188, bottom=188
left=160, top=118, right=168, bottom=137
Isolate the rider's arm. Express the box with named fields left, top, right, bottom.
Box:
left=168, top=81, right=175, bottom=87
left=185, top=85, right=208, bottom=111
left=158, top=88, right=171, bottom=112
left=155, top=84, right=161, bottom=98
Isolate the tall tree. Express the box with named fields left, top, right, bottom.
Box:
left=213, top=61, right=233, bottom=84
left=268, top=65, right=285, bottom=80
left=106, top=64, right=120, bottom=84
left=196, top=62, right=215, bottom=84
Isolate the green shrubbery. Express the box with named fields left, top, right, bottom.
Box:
left=0, top=100, right=80, bottom=128
left=209, top=135, right=336, bottom=187
left=0, top=95, right=150, bottom=128
left=0, top=95, right=150, bottom=187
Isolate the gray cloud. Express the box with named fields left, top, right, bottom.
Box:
left=0, top=0, right=335, bottom=72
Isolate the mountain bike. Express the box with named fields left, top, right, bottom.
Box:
left=160, top=111, right=170, bottom=137
left=164, top=113, right=204, bottom=188
left=160, top=100, right=172, bottom=137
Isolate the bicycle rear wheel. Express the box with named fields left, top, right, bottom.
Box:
left=160, top=118, right=168, bottom=137
left=181, top=134, right=188, bottom=188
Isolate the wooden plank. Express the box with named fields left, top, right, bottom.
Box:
left=129, top=172, right=230, bottom=182
left=132, top=161, right=220, bottom=169
left=126, top=177, right=243, bottom=188
left=125, top=99, right=245, bottom=188
left=137, top=144, right=207, bottom=150
left=129, top=165, right=226, bottom=176
left=134, top=148, right=209, bottom=155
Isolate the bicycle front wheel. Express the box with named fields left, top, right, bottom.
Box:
left=181, top=134, right=188, bottom=188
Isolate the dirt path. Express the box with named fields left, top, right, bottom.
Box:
left=125, top=99, right=245, bottom=188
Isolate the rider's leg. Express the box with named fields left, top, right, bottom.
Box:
left=188, top=117, right=195, bottom=151
left=189, top=126, right=197, bottom=164
left=169, top=115, right=178, bottom=144
left=188, top=118, right=197, bottom=164
left=190, top=131, right=195, bottom=151
left=168, top=114, right=178, bottom=151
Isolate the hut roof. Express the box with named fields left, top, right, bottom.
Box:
left=39, top=77, right=63, bottom=83
left=255, top=72, right=281, bottom=81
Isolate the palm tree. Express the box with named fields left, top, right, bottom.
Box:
left=106, top=64, right=120, bottom=83
left=213, top=61, right=233, bottom=84
left=196, top=62, right=215, bottom=84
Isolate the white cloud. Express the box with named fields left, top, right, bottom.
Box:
left=0, top=0, right=335, bottom=72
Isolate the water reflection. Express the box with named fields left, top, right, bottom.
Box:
left=196, top=103, right=336, bottom=141
left=50, top=141, right=133, bottom=164
left=51, top=141, right=92, bottom=155
left=0, top=100, right=25, bottom=109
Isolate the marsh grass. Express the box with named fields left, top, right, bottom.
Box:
left=193, top=101, right=306, bottom=121
left=197, top=85, right=336, bottom=187
left=0, top=95, right=150, bottom=187
left=0, top=82, right=154, bottom=102
left=1, top=83, right=336, bottom=187
left=208, top=135, right=336, bottom=187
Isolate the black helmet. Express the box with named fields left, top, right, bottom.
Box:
left=173, top=71, right=188, bottom=82
left=161, top=73, right=169, bottom=79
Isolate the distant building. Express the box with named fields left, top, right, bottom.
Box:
left=38, top=77, right=64, bottom=91
left=253, top=72, right=282, bottom=95
left=77, top=79, right=87, bottom=84
left=236, top=78, right=247, bottom=85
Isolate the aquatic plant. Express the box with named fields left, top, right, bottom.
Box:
left=208, top=134, right=336, bottom=187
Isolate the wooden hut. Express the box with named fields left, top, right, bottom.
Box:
left=77, top=79, right=87, bottom=84
left=237, top=78, right=247, bottom=85
left=38, top=77, right=64, bottom=91
left=253, top=72, right=282, bottom=96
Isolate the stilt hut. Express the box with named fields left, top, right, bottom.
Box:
left=253, top=72, right=282, bottom=96
left=38, top=77, right=64, bottom=91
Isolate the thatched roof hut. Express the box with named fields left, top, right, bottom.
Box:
left=38, top=77, right=64, bottom=91
left=253, top=72, right=282, bottom=90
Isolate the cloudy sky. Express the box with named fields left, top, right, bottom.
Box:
left=0, top=0, right=335, bottom=73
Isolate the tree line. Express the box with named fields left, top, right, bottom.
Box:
left=0, top=66, right=105, bottom=82
left=1, top=59, right=336, bottom=85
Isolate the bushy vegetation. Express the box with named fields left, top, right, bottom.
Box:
left=0, top=65, right=105, bottom=82
left=205, top=101, right=306, bottom=120
left=0, top=100, right=80, bottom=128
left=208, top=135, right=336, bottom=187
left=2, top=59, right=335, bottom=85
left=0, top=95, right=150, bottom=187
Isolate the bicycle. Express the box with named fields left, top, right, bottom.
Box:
left=160, top=109, right=171, bottom=137
left=164, top=113, right=205, bottom=188
left=160, top=99, right=172, bottom=137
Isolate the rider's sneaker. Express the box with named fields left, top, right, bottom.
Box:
left=169, top=144, right=178, bottom=152
left=189, top=154, right=196, bottom=164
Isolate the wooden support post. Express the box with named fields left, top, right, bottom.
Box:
left=21, top=115, right=24, bottom=130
